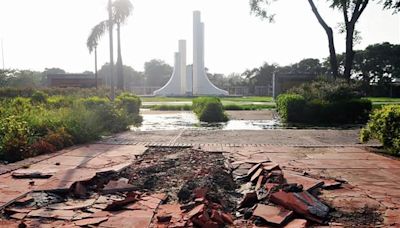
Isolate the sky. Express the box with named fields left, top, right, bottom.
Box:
left=0, top=0, right=399, bottom=75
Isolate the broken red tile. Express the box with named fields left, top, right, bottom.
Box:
left=210, top=210, right=224, bottom=224
left=99, top=210, right=154, bottom=228
left=247, top=163, right=261, bottom=177
left=253, top=204, right=293, bottom=226
left=238, top=191, right=258, bottom=209
left=186, top=204, right=205, bottom=219
left=48, top=198, right=96, bottom=210
left=284, top=219, right=308, bottom=228
left=74, top=217, right=108, bottom=226
left=284, top=171, right=324, bottom=192
left=129, top=194, right=163, bottom=210
left=28, top=209, right=76, bottom=220
left=157, top=214, right=172, bottom=223
left=98, top=162, right=133, bottom=173
left=105, top=192, right=140, bottom=211
left=250, top=168, right=263, bottom=182
left=102, top=180, right=136, bottom=194
left=91, top=211, right=112, bottom=218
left=193, top=187, right=208, bottom=199
left=255, top=175, right=264, bottom=191
left=10, top=212, right=27, bottom=220
left=262, top=163, right=280, bottom=171
left=265, top=182, right=279, bottom=192
left=15, top=195, right=34, bottom=205
left=244, top=158, right=270, bottom=164
left=322, top=179, right=342, bottom=190
left=270, top=190, right=329, bottom=224
left=150, top=193, right=167, bottom=201
left=71, top=182, right=87, bottom=198
left=221, top=212, right=234, bottom=225
left=72, top=211, right=93, bottom=220
left=11, top=169, right=55, bottom=179
left=36, top=168, right=96, bottom=191
left=192, top=211, right=215, bottom=228
left=5, top=207, right=32, bottom=214
left=0, top=220, right=20, bottom=228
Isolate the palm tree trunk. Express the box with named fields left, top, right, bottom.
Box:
left=108, top=0, right=115, bottom=100
left=116, top=22, right=124, bottom=90
left=95, top=46, right=98, bottom=89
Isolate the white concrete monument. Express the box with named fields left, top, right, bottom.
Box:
left=154, top=11, right=228, bottom=96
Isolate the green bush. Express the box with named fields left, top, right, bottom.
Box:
left=276, top=94, right=371, bottom=124
left=361, top=105, right=400, bottom=155
left=276, top=94, right=306, bottom=122
left=277, top=79, right=371, bottom=124
left=30, top=91, right=48, bottom=104
left=288, top=78, right=362, bottom=102
left=116, top=93, right=141, bottom=116
left=0, top=93, right=142, bottom=162
left=192, top=97, right=228, bottom=122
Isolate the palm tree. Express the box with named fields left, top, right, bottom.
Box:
left=112, top=0, right=133, bottom=90
left=86, top=0, right=133, bottom=92
left=87, top=21, right=108, bottom=88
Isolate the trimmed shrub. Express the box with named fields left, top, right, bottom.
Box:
left=288, top=78, right=362, bottom=102
left=277, top=79, right=371, bottom=124
left=276, top=94, right=306, bottom=122
left=192, top=97, right=228, bottom=122
left=276, top=94, right=372, bottom=124
left=361, top=105, right=400, bottom=155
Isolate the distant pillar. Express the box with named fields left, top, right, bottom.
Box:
left=193, top=11, right=201, bottom=95
left=179, top=40, right=187, bottom=95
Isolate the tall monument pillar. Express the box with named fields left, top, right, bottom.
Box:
left=154, top=11, right=228, bottom=96
left=179, top=40, right=187, bottom=95
left=193, top=11, right=201, bottom=95
left=192, top=11, right=228, bottom=96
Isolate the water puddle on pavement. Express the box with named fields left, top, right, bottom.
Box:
left=131, top=112, right=281, bottom=131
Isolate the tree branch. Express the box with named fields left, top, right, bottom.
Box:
left=307, top=0, right=331, bottom=31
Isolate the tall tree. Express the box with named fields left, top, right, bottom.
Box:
left=87, top=21, right=107, bottom=89
left=330, top=0, right=369, bottom=80
left=113, top=0, right=133, bottom=91
left=249, top=0, right=397, bottom=81
left=86, top=0, right=133, bottom=92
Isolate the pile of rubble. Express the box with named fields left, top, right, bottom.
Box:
left=0, top=147, right=345, bottom=227
left=228, top=158, right=343, bottom=227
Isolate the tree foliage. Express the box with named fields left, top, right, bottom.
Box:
left=144, top=59, right=173, bottom=87
left=249, top=0, right=397, bottom=81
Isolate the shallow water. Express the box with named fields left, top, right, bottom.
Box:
left=131, top=112, right=362, bottom=131
left=132, top=112, right=281, bottom=131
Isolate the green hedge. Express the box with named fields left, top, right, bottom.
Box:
left=192, top=97, right=228, bottom=122
left=276, top=94, right=372, bottom=124
left=0, top=93, right=142, bottom=162
left=361, top=105, right=400, bottom=155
